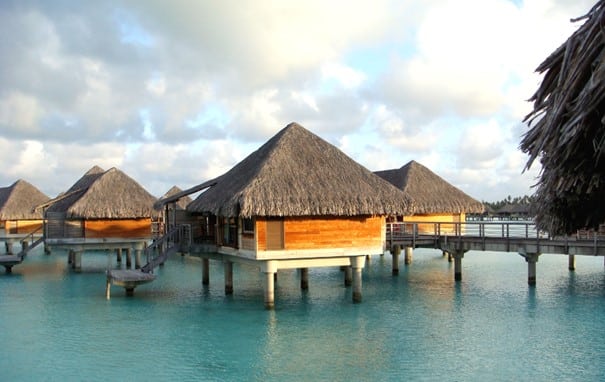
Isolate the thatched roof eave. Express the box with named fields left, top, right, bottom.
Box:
left=520, top=1, right=605, bottom=234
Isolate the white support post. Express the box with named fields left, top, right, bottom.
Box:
left=261, top=261, right=277, bottom=310
left=404, top=247, right=413, bottom=265
left=350, top=256, right=366, bottom=303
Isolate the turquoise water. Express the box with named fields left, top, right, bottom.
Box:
left=1, top=247, right=604, bottom=381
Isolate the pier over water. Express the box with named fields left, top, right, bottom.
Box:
left=386, top=221, right=605, bottom=284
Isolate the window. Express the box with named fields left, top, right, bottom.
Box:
left=242, top=217, right=254, bottom=234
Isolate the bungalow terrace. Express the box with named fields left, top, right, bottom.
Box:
left=161, top=122, right=413, bottom=308
left=40, top=166, right=157, bottom=270
left=375, top=160, right=485, bottom=234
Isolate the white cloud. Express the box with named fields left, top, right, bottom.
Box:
left=0, top=92, right=42, bottom=133
left=0, top=0, right=596, bottom=203
left=321, top=63, right=366, bottom=89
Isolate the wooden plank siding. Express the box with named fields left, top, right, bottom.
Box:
left=84, top=218, right=152, bottom=238
left=403, top=213, right=465, bottom=234
left=3, top=220, right=44, bottom=234
left=241, top=233, right=256, bottom=251
left=256, top=215, right=384, bottom=251
left=257, top=219, right=267, bottom=251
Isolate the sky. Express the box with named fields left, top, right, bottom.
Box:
left=0, top=0, right=596, bottom=202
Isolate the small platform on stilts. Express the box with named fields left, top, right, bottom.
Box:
left=105, top=270, right=156, bottom=298
left=0, top=255, right=24, bottom=273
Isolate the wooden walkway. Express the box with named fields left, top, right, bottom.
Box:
left=386, top=221, right=605, bottom=255
left=385, top=221, right=605, bottom=283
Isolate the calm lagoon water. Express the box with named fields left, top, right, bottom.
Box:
left=1, top=246, right=604, bottom=381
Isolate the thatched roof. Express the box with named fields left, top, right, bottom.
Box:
left=521, top=1, right=605, bottom=234
left=375, top=160, right=485, bottom=214
left=45, top=166, right=157, bottom=219
left=0, top=179, right=49, bottom=220
left=157, top=186, right=192, bottom=210
left=187, top=122, right=414, bottom=218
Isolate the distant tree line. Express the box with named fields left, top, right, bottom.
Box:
left=482, top=195, right=535, bottom=212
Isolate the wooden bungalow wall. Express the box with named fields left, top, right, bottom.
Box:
left=46, top=212, right=83, bottom=238
left=46, top=212, right=151, bottom=239
left=2, top=220, right=44, bottom=234
left=403, top=213, right=465, bottom=234
left=84, top=219, right=152, bottom=238
left=255, top=215, right=384, bottom=251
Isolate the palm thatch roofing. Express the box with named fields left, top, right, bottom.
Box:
left=157, top=186, right=192, bottom=210
left=44, top=166, right=157, bottom=219
left=187, top=122, right=414, bottom=218
left=521, top=1, right=605, bottom=234
left=374, top=160, right=485, bottom=214
left=0, top=179, right=50, bottom=220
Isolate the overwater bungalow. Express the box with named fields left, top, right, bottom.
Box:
left=159, top=122, right=413, bottom=308
left=160, top=186, right=192, bottom=210
left=39, top=166, right=157, bottom=270
left=375, top=160, right=484, bottom=228
left=375, top=160, right=483, bottom=267
left=375, top=159, right=485, bottom=260
left=42, top=165, right=157, bottom=240
left=495, top=203, right=532, bottom=220
left=0, top=179, right=49, bottom=235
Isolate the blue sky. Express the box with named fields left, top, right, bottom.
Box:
left=0, top=0, right=595, bottom=201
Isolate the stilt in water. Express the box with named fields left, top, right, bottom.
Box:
left=344, top=266, right=352, bottom=286
left=404, top=247, right=413, bottom=265
left=392, top=245, right=401, bottom=275
left=134, top=248, right=142, bottom=269
left=568, top=255, right=575, bottom=271
left=351, top=256, right=366, bottom=303
left=300, top=268, right=309, bottom=290
left=224, top=260, right=233, bottom=295
left=126, top=248, right=132, bottom=269
left=202, top=258, right=209, bottom=285
left=262, top=261, right=277, bottom=309
left=519, top=252, right=540, bottom=286
left=451, top=250, right=466, bottom=281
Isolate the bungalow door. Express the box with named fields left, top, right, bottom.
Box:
left=266, top=219, right=284, bottom=250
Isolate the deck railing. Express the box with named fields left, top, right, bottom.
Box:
left=386, top=221, right=605, bottom=252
